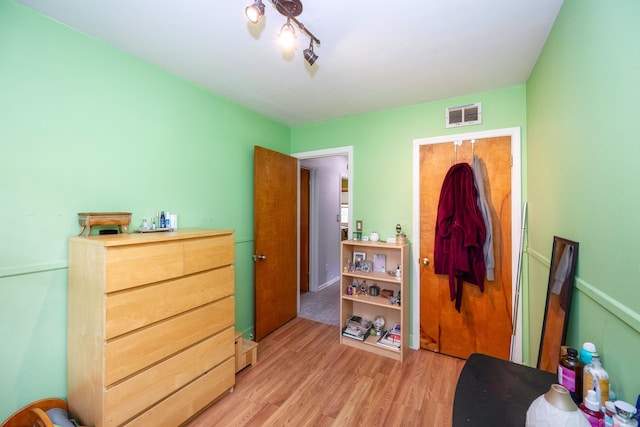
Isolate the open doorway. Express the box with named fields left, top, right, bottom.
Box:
left=341, top=177, right=349, bottom=241
left=293, top=147, right=353, bottom=327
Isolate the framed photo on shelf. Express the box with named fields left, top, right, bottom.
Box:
left=353, top=251, right=366, bottom=270
left=362, top=260, right=374, bottom=273
left=373, top=254, right=386, bottom=273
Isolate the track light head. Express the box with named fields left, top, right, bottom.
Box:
left=245, top=0, right=265, bottom=23
left=303, top=41, right=318, bottom=65
left=278, top=18, right=296, bottom=50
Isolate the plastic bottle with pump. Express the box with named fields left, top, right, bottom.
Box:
left=580, top=389, right=605, bottom=426
left=583, top=353, right=610, bottom=408
left=559, top=347, right=584, bottom=404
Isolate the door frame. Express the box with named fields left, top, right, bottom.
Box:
left=299, top=167, right=311, bottom=293
left=412, top=127, right=523, bottom=362
left=292, top=146, right=354, bottom=297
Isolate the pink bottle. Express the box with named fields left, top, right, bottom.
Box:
left=580, top=389, right=605, bottom=427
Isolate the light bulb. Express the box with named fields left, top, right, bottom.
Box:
left=278, top=20, right=296, bottom=50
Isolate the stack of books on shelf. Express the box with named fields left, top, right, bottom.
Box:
left=342, top=315, right=372, bottom=341
left=376, top=324, right=401, bottom=350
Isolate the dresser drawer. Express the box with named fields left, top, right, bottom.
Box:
left=106, top=242, right=184, bottom=292
left=106, top=267, right=234, bottom=339
left=183, top=235, right=234, bottom=275
left=105, top=327, right=234, bottom=426
left=105, top=297, right=234, bottom=385
left=123, top=357, right=235, bottom=427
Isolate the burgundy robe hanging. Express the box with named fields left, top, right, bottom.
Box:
left=433, top=162, right=486, bottom=312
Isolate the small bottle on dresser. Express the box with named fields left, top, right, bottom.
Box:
left=583, top=353, right=609, bottom=408
left=580, top=389, right=605, bottom=427
left=559, top=347, right=584, bottom=404
left=605, top=401, right=616, bottom=427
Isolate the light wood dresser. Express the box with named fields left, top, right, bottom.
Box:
left=67, top=229, right=235, bottom=427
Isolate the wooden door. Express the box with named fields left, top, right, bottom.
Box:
left=254, top=146, right=298, bottom=341
left=419, top=136, right=513, bottom=360
left=300, top=168, right=310, bottom=293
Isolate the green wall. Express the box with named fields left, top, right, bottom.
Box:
left=291, top=85, right=528, bottom=356
left=291, top=85, right=527, bottom=239
left=0, top=0, right=289, bottom=419
left=527, top=0, right=640, bottom=402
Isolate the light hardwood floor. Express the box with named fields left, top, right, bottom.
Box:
left=187, top=318, right=465, bottom=427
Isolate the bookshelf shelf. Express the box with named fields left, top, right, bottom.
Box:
left=341, top=294, right=401, bottom=310
left=340, top=239, right=410, bottom=362
left=342, top=270, right=401, bottom=283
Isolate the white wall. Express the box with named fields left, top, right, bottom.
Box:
left=300, top=155, right=348, bottom=290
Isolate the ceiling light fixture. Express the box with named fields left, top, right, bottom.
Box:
left=245, top=0, right=321, bottom=65
left=303, top=40, right=318, bottom=65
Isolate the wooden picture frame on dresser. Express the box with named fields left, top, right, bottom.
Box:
left=67, top=228, right=235, bottom=427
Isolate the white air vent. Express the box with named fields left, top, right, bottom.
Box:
left=446, top=103, right=482, bottom=128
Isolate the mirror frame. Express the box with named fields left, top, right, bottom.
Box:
left=537, top=236, right=579, bottom=373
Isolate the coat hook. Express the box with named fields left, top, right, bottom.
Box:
left=454, top=140, right=462, bottom=163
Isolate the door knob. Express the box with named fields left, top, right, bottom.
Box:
left=253, top=254, right=267, bottom=262
left=422, top=257, right=430, bottom=266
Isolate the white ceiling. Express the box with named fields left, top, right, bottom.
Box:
left=16, top=0, right=564, bottom=127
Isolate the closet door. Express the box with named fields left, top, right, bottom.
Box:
left=419, top=136, right=512, bottom=360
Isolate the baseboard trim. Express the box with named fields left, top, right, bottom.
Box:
left=317, top=277, right=340, bottom=292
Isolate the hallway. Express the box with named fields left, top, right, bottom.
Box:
left=298, top=281, right=340, bottom=326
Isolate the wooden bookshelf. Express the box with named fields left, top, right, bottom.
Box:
left=340, top=240, right=409, bottom=362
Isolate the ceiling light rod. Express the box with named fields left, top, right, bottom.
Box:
left=290, top=15, right=320, bottom=45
